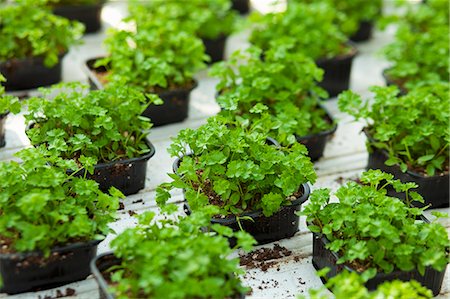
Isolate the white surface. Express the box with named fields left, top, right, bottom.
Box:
left=1, top=2, right=449, bottom=299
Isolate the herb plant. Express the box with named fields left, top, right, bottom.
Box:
left=0, top=74, right=21, bottom=115
left=210, top=46, right=333, bottom=145
left=338, top=84, right=449, bottom=176
left=25, top=83, right=158, bottom=166
left=301, top=270, right=433, bottom=299
left=156, top=116, right=316, bottom=217
left=96, top=15, right=207, bottom=93
left=0, top=2, right=84, bottom=67
left=108, top=208, right=254, bottom=299
left=249, top=2, right=351, bottom=60
left=129, top=0, right=238, bottom=40
left=302, top=169, right=450, bottom=278
left=0, top=146, right=121, bottom=256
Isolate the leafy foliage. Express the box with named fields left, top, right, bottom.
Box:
left=0, top=74, right=21, bottom=115
left=25, top=83, right=156, bottom=165
left=0, top=146, right=121, bottom=255
left=249, top=2, right=351, bottom=60
left=0, top=2, right=84, bottom=66
left=301, top=270, right=433, bottom=299
left=302, top=170, right=450, bottom=278
left=109, top=207, right=254, bottom=299
left=210, top=46, right=333, bottom=145
left=156, top=116, right=316, bottom=217
left=96, top=10, right=207, bottom=92
left=381, top=0, right=449, bottom=90
left=129, top=0, right=238, bottom=40
left=338, top=84, right=449, bottom=176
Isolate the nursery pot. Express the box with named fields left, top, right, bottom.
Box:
left=350, top=20, right=374, bottom=42
left=0, top=54, right=65, bottom=91
left=232, top=0, right=250, bottom=14
left=311, top=229, right=446, bottom=296
left=316, top=46, right=357, bottom=98
left=365, top=131, right=449, bottom=209
left=68, top=138, right=155, bottom=196
left=202, top=35, right=227, bottom=64
left=84, top=58, right=196, bottom=127
left=295, top=108, right=337, bottom=161
left=53, top=2, right=104, bottom=34
left=0, top=113, right=7, bottom=148
left=91, top=252, right=247, bottom=299
left=382, top=69, right=408, bottom=95
left=0, top=239, right=100, bottom=294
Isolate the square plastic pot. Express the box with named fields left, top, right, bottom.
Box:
left=0, top=240, right=100, bottom=294
left=202, top=35, right=227, bottom=64
left=53, top=2, right=104, bottom=34
left=350, top=20, right=374, bottom=42
left=232, top=0, right=250, bottom=14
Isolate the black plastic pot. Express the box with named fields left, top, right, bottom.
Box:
left=68, top=138, right=155, bottom=196
left=0, top=240, right=100, bottom=294
left=350, top=20, right=374, bottom=42
left=53, top=2, right=104, bottom=34
left=202, top=35, right=227, bottom=64
left=382, top=69, right=407, bottom=95
left=295, top=109, right=337, bottom=161
left=0, top=113, right=7, bottom=148
left=312, top=231, right=446, bottom=296
left=232, top=0, right=250, bottom=14
left=91, top=252, right=119, bottom=299
left=84, top=58, right=196, bottom=127
left=366, top=146, right=449, bottom=209
left=316, top=47, right=358, bottom=98
left=0, top=54, right=65, bottom=91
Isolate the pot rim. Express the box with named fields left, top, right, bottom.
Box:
left=0, top=52, right=68, bottom=67
left=90, top=251, right=117, bottom=299
left=295, top=105, right=337, bottom=140
left=315, top=42, right=359, bottom=64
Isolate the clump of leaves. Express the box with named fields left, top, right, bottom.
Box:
left=249, top=2, right=351, bottom=60
left=0, top=74, right=21, bottom=115
left=129, top=0, right=238, bottom=40
left=96, top=13, right=207, bottom=93
left=108, top=207, right=254, bottom=299
left=210, top=46, right=333, bottom=146
left=156, top=116, right=316, bottom=217
left=381, top=0, right=449, bottom=89
left=0, top=2, right=84, bottom=67
left=25, top=83, right=158, bottom=165
left=301, top=270, right=433, bottom=299
left=0, top=146, right=121, bottom=255
left=338, top=84, right=449, bottom=176
left=302, top=169, right=450, bottom=279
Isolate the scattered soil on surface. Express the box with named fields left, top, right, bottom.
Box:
left=334, top=176, right=345, bottom=185
left=118, top=202, right=125, bottom=210
left=132, top=199, right=144, bottom=204
left=37, top=288, right=76, bottom=299
left=239, top=244, right=292, bottom=272
left=128, top=210, right=137, bottom=217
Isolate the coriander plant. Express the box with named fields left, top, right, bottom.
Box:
left=302, top=169, right=449, bottom=278
left=108, top=208, right=254, bottom=299
left=0, top=74, right=21, bottom=115
left=96, top=15, right=207, bottom=93
left=25, top=83, right=157, bottom=166
left=210, top=46, right=333, bottom=145
left=249, top=2, right=351, bottom=60
left=156, top=116, right=316, bottom=217
left=0, top=2, right=84, bottom=67
left=338, top=84, right=449, bottom=176
left=0, top=146, right=121, bottom=256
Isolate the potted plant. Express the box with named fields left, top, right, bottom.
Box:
left=0, top=2, right=84, bottom=91
left=0, top=146, right=121, bottom=294
left=301, top=270, right=434, bottom=299
left=302, top=169, right=449, bottom=296
left=130, top=0, right=238, bottom=63
left=249, top=2, right=357, bottom=98
left=86, top=16, right=207, bottom=127
left=156, top=116, right=316, bottom=245
left=0, top=74, right=21, bottom=147
left=338, top=84, right=449, bottom=208
left=46, top=0, right=105, bottom=34
left=381, top=0, right=448, bottom=93
left=91, top=208, right=254, bottom=299
left=24, top=83, right=157, bottom=195
left=210, top=46, right=337, bottom=161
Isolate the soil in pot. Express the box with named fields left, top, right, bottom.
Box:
left=202, top=35, right=227, bottom=64
left=0, top=239, right=100, bottom=294
left=0, top=54, right=65, bottom=91
left=311, top=231, right=446, bottom=296
left=295, top=108, right=337, bottom=161
left=350, top=20, right=374, bottom=42
left=316, top=47, right=358, bottom=98
left=53, top=2, right=104, bottom=34
left=84, top=58, right=196, bottom=127
left=0, top=113, right=7, bottom=148
left=68, top=138, right=156, bottom=196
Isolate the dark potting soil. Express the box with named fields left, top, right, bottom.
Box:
left=37, top=288, right=76, bottom=299
left=239, top=244, right=292, bottom=272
